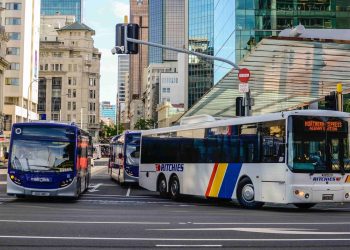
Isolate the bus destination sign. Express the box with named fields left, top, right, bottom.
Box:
left=304, top=120, right=343, bottom=132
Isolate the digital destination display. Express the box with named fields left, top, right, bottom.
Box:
left=304, top=120, right=344, bottom=132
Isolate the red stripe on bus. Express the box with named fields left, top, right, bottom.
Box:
left=205, top=163, right=219, bottom=197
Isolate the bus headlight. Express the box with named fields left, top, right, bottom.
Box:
left=60, top=178, right=73, bottom=187
left=345, top=193, right=349, bottom=199
left=10, top=175, right=22, bottom=185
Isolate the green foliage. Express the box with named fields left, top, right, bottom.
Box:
left=134, top=118, right=156, bottom=130
left=99, top=121, right=124, bottom=142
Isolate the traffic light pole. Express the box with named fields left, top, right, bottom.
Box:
left=123, top=37, right=252, bottom=116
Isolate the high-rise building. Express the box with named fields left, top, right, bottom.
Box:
left=41, top=0, right=82, bottom=22
left=39, top=20, right=101, bottom=139
left=214, top=0, right=350, bottom=83
left=130, top=0, right=148, bottom=101
left=2, top=0, right=41, bottom=135
left=187, top=0, right=214, bottom=108
left=149, top=0, right=185, bottom=64
left=100, top=101, right=116, bottom=125
left=0, top=5, right=10, bottom=160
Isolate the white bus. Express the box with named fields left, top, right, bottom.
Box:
left=139, top=110, right=350, bottom=209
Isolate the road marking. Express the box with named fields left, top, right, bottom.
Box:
left=83, top=193, right=155, bottom=198
left=88, top=183, right=102, bottom=193
left=193, top=222, right=350, bottom=225
left=0, top=236, right=350, bottom=242
left=149, top=227, right=350, bottom=235
left=156, top=245, right=222, bottom=248
left=0, top=219, right=170, bottom=225
left=126, top=187, right=131, bottom=197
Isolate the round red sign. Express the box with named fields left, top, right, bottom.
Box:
left=238, top=68, right=250, bottom=83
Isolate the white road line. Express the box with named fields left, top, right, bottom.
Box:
left=149, top=227, right=350, bottom=235
left=126, top=187, right=131, bottom=197
left=156, top=245, right=222, bottom=248
left=193, top=222, right=350, bottom=225
left=83, top=193, right=155, bottom=198
left=0, top=236, right=349, bottom=241
left=0, top=219, right=170, bottom=225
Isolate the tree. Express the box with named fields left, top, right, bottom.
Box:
left=99, top=121, right=124, bottom=142
left=134, top=118, right=156, bottom=130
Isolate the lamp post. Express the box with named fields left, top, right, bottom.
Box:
left=26, top=78, right=38, bottom=121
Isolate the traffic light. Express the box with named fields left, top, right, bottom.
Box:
left=236, top=97, right=245, bottom=116
left=115, top=23, right=139, bottom=54
left=324, top=91, right=337, bottom=110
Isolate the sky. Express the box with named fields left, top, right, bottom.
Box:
left=83, top=0, right=129, bottom=104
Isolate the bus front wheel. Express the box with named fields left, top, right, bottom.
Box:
left=169, top=175, right=180, bottom=201
left=158, top=175, right=168, bottom=198
left=237, top=177, right=264, bottom=209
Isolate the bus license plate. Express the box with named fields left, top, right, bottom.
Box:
left=322, top=194, right=334, bottom=201
left=32, top=192, right=50, bottom=196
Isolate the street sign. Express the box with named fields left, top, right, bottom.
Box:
left=238, top=68, right=250, bottom=83
left=39, top=114, right=46, bottom=120
left=239, top=83, right=249, bottom=93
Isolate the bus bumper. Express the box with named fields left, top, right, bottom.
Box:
left=289, top=184, right=350, bottom=203
left=7, top=176, right=78, bottom=197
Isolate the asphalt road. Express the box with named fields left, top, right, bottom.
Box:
left=0, top=159, right=350, bottom=249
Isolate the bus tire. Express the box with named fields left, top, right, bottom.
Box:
left=15, top=194, right=26, bottom=199
left=169, top=175, right=180, bottom=201
left=294, top=203, right=316, bottom=209
left=237, top=177, right=264, bottom=209
left=157, top=175, right=168, bottom=198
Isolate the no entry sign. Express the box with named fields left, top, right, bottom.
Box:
left=238, top=68, right=250, bottom=83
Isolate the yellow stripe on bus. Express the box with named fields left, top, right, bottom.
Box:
left=346, top=175, right=350, bottom=183
left=208, top=163, right=228, bottom=197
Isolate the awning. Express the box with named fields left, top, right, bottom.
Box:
left=184, top=37, right=350, bottom=118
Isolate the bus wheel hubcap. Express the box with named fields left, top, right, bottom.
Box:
left=242, top=184, right=254, bottom=202
left=159, top=180, right=166, bottom=192
left=171, top=180, right=178, bottom=195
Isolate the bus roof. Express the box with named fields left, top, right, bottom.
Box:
left=142, top=110, right=350, bottom=135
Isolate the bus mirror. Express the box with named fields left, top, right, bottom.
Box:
left=4, top=152, right=9, bottom=160
left=118, top=153, right=123, bottom=159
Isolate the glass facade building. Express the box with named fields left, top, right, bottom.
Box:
left=149, top=0, right=163, bottom=64
left=41, top=0, right=82, bottom=22
left=100, top=101, right=116, bottom=124
left=149, top=0, right=185, bottom=64
left=188, top=0, right=214, bottom=108
left=214, top=0, right=350, bottom=83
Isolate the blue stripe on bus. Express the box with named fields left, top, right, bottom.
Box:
left=218, top=163, right=243, bottom=199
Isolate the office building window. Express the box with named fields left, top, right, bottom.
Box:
left=5, top=78, right=19, bottom=86
left=7, top=32, right=21, bottom=40
left=9, top=63, right=20, bottom=70
left=5, top=18, right=21, bottom=25
left=6, top=47, right=20, bottom=55
left=5, top=3, right=22, bottom=10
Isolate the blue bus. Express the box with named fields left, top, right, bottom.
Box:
left=6, top=122, right=92, bottom=198
left=109, top=131, right=141, bottom=185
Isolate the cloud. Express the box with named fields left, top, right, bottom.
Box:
left=111, top=0, right=130, bottom=22
left=99, top=48, right=119, bottom=102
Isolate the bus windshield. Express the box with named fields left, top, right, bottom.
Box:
left=125, top=134, right=140, bottom=166
left=10, top=140, right=75, bottom=172
left=288, top=116, right=350, bottom=174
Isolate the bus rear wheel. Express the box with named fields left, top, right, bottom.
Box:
left=169, top=175, right=180, bottom=201
left=294, top=203, right=316, bottom=209
left=158, top=175, right=168, bottom=198
left=237, top=177, right=264, bottom=209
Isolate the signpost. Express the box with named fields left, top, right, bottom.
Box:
left=238, top=68, right=251, bottom=115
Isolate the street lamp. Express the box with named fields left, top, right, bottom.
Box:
left=26, top=78, right=38, bottom=121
